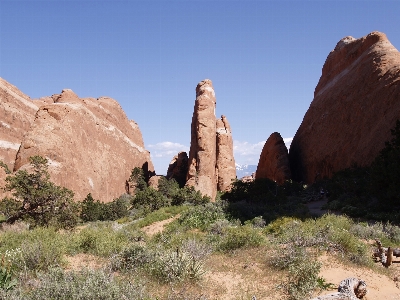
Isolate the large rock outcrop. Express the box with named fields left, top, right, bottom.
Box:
left=166, top=151, right=188, bottom=188
left=216, top=115, right=236, bottom=191
left=186, top=79, right=217, bottom=200
left=0, top=81, right=154, bottom=203
left=289, top=31, right=400, bottom=183
left=0, top=78, right=38, bottom=175
left=255, top=132, right=291, bottom=184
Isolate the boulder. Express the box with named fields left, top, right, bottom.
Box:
left=12, top=88, right=154, bottom=202
left=186, top=79, right=217, bottom=200
left=216, top=115, right=236, bottom=191
left=289, top=31, right=400, bottom=183
left=148, top=175, right=164, bottom=190
left=256, top=132, right=291, bottom=184
left=166, top=151, right=188, bottom=188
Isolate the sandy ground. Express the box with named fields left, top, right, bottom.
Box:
left=314, top=254, right=400, bottom=299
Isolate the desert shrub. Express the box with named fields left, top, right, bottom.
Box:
left=0, top=227, right=68, bottom=272
left=178, top=203, right=226, bottom=231
left=17, top=267, right=148, bottom=299
left=1, top=156, right=78, bottom=229
left=244, top=216, right=266, bottom=228
left=0, top=198, right=20, bottom=220
left=171, top=186, right=210, bottom=206
left=80, top=194, right=130, bottom=222
left=131, top=187, right=170, bottom=215
left=149, top=243, right=209, bottom=282
left=158, top=177, right=180, bottom=199
left=217, top=224, right=266, bottom=252
left=270, top=246, right=321, bottom=300
left=266, top=215, right=372, bottom=266
left=79, top=193, right=102, bottom=222
left=110, top=244, right=152, bottom=271
left=111, top=239, right=210, bottom=283
left=0, top=249, right=19, bottom=291
left=72, top=224, right=130, bottom=257
left=127, top=167, right=147, bottom=194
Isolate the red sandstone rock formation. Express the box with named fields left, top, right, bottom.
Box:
left=0, top=78, right=38, bottom=173
left=166, top=151, right=188, bottom=188
left=0, top=81, right=154, bottom=203
left=148, top=175, right=164, bottom=190
left=216, top=115, right=236, bottom=191
left=255, top=132, right=291, bottom=184
left=289, top=31, right=400, bottom=183
left=186, top=79, right=217, bottom=200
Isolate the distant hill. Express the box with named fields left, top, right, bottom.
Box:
left=235, top=164, right=257, bottom=179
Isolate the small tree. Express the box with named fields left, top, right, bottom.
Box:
left=127, top=167, right=147, bottom=195
left=1, top=156, right=78, bottom=229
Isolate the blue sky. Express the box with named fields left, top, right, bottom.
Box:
left=1, top=0, right=399, bottom=174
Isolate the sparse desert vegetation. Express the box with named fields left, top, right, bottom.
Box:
left=1, top=164, right=400, bottom=299
left=2, top=124, right=400, bottom=299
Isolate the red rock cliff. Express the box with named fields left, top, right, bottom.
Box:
left=0, top=80, right=153, bottom=202
left=289, top=32, right=400, bottom=183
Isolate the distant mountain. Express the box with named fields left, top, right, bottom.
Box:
left=235, top=164, right=257, bottom=179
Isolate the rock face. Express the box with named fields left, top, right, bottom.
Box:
left=148, top=175, right=164, bottom=190
left=256, top=132, right=291, bottom=184
left=0, top=78, right=38, bottom=174
left=186, top=79, right=217, bottom=200
left=216, top=115, right=236, bottom=191
left=166, top=152, right=188, bottom=188
left=289, top=31, right=400, bottom=183
left=0, top=80, right=154, bottom=203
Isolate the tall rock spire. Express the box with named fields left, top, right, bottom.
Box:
left=186, top=79, right=217, bottom=200
left=216, top=115, right=236, bottom=191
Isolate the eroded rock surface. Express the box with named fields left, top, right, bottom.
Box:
left=0, top=78, right=38, bottom=174
left=0, top=84, right=154, bottom=203
left=289, top=31, right=400, bottom=183
left=166, top=151, right=188, bottom=188
left=186, top=79, right=217, bottom=200
left=216, top=115, right=236, bottom=191
left=256, top=132, right=291, bottom=184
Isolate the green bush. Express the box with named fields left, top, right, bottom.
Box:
left=0, top=227, right=68, bottom=272
left=72, top=224, right=130, bottom=257
left=1, top=156, right=78, bottom=229
left=178, top=203, right=226, bottom=231
left=270, top=246, right=321, bottom=300
left=171, top=186, right=210, bottom=206
left=217, top=224, right=266, bottom=252
left=0, top=249, right=19, bottom=291
left=80, top=194, right=130, bottom=222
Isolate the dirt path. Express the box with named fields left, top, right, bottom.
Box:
left=141, top=215, right=179, bottom=236
left=307, top=198, right=329, bottom=216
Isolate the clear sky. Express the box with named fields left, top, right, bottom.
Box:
left=1, top=0, right=399, bottom=174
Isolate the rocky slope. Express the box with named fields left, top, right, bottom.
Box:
left=0, top=79, right=154, bottom=202
left=255, top=132, right=291, bottom=184
left=289, top=31, right=400, bottom=183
